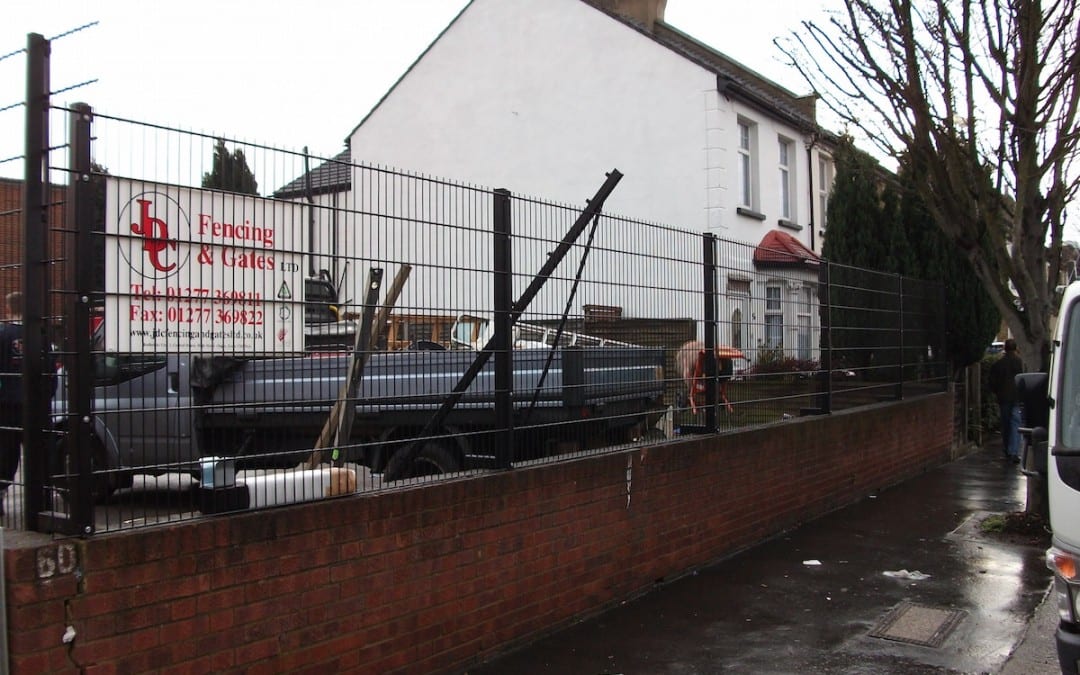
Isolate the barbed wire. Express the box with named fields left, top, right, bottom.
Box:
left=0, top=77, right=97, bottom=115
left=0, top=46, right=24, bottom=63
left=49, top=21, right=98, bottom=42
left=0, top=21, right=99, bottom=64
left=0, top=21, right=100, bottom=115
left=52, top=79, right=98, bottom=98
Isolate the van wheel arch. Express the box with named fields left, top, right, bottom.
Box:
left=53, top=426, right=127, bottom=503
left=374, top=426, right=468, bottom=475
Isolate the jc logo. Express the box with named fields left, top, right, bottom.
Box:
left=131, top=198, right=177, bottom=273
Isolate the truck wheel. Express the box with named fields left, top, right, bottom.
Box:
left=55, top=432, right=118, bottom=503
left=409, top=441, right=462, bottom=477
left=639, top=428, right=668, bottom=443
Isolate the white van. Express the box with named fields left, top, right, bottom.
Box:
left=1020, top=278, right=1080, bottom=673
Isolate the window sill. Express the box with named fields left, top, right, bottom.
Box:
left=737, top=207, right=766, bottom=221
left=778, top=219, right=803, bottom=231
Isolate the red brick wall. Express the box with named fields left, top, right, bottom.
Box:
left=3, top=394, right=953, bottom=674
left=0, top=177, right=68, bottom=308
left=0, top=178, right=25, bottom=300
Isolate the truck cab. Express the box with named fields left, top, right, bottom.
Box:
left=1022, top=278, right=1080, bottom=674
left=450, top=315, right=548, bottom=351
left=449, top=314, right=637, bottom=351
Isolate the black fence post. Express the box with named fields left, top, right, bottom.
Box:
left=703, top=233, right=718, bottom=432
left=21, top=33, right=51, bottom=530
left=896, top=273, right=904, bottom=401
left=493, top=189, right=514, bottom=469
left=818, top=259, right=833, bottom=414
left=59, top=103, right=95, bottom=535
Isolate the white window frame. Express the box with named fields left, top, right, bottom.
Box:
left=764, top=283, right=783, bottom=349
left=797, top=285, right=814, bottom=361
left=738, top=120, right=757, bottom=210
left=818, top=154, right=833, bottom=232
left=779, top=137, right=794, bottom=221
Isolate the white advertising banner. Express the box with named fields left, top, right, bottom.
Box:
left=104, top=178, right=307, bottom=353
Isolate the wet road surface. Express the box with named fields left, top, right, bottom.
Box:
left=465, top=447, right=1052, bottom=674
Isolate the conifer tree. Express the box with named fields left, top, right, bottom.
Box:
left=202, top=139, right=259, bottom=195
left=898, top=163, right=1000, bottom=373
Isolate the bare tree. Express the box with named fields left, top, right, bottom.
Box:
left=780, top=0, right=1080, bottom=370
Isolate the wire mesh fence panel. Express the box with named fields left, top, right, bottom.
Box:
left=3, top=89, right=949, bottom=533
left=0, top=35, right=26, bottom=531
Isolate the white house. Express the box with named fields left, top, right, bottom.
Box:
left=277, top=0, right=835, bottom=359
left=346, top=0, right=835, bottom=253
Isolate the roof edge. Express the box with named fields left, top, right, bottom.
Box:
left=655, top=20, right=809, bottom=103
left=345, top=1, right=476, bottom=144
left=578, top=1, right=819, bottom=130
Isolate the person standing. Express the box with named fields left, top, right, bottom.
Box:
left=989, top=338, right=1024, bottom=463
left=0, top=291, right=24, bottom=511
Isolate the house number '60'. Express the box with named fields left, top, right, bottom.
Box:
left=36, top=544, right=77, bottom=579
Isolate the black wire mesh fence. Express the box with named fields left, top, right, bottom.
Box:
left=2, top=35, right=947, bottom=534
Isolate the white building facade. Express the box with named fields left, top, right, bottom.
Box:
left=346, top=0, right=834, bottom=253
left=278, top=0, right=836, bottom=359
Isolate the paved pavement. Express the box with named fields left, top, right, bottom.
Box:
left=1002, top=587, right=1059, bottom=675
left=466, top=444, right=1060, bottom=674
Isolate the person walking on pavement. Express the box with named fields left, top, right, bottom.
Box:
left=990, top=338, right=1024, bottom=463
left=0, top=291, right=24, bottom=513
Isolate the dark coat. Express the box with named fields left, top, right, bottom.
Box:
left=989, top=351, right=1024, bottom=405
left=0, top=320, right=23, bottom=404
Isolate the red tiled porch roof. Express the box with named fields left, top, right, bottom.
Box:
left=753, top=229, right=821, bottom=267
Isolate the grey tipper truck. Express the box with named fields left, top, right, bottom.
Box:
left=62, top=326, right=667, bottom=494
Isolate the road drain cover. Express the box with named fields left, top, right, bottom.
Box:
left=868, top=601, right=966, bottom=648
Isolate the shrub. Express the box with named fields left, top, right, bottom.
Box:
left=750, top=347, right=819, bottom=376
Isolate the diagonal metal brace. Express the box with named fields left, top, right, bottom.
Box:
left=382, top=169, right=624, bottom=480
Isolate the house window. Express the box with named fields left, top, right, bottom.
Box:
left=738, top=121, right=756, bottom=209
left=818, top=154, right=833, bottom=231
left=779, top=137, right=794, bottom=220
left=765, top=283, right=783, bottom=349
left=797, top=286, right=813, bottom=360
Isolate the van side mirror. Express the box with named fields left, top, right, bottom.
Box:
left=1016, top=372, right=1050, bottom=428
left=1016, top=372, right=1050, bottom=476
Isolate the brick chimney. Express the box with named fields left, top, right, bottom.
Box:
left=598, top=0, right=667, bottom=31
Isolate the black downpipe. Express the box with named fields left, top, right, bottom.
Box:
left=806, top=140, right=815, bottom=252
left=382, top=170, right=623, bottom=481
left=304, top=147, right=316, bottom=278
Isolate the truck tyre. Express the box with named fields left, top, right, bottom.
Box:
left=54, top=431, right=120, bottom=503
left=409, top=440, right=462, bottom=477
left=639, top=428, right=668, bottom=443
